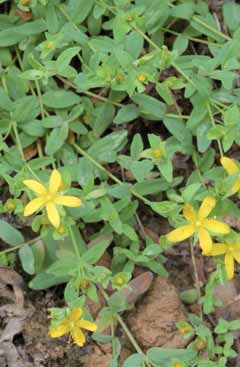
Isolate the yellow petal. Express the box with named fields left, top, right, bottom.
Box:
left=198, top=228, right=212, bottom=254
left=183, top=204, right=197, bottom=223
left=77, top=320, right=97, bottom=332
left=46, top=202, right=60, bottom=228
left=23, top=180, right=47, bottom=195
left=198, top=196, right=216, bottom=218
left=233, top=251, right=240, bottom=264
left=203, top=219, right=230, bottom=234
left=221, top=156, right=239, bottom=175
left=49, top=169, right=62, bottom=195
left=225, top=253, right=234, bottom=280
left=231, top=176, right=240, bottom=195
left=206, top=243, right=227, bottom=256
left=231, top=243, right=240, bottom=263
left=54, top=195, right=82, bottom=207
left=71, top=328, right=86, bottom=347
left=23, top=197, right=45, bottom=216
left=166, top=225, right=194, bottom=242
left=70, top=308, right=83, bottom=321
left=49, top=325, right=68, bottom=338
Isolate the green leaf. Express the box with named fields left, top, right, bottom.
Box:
left=12, top=96, right=40, bottom=123
left=114, top=105, right=139, bottom=124
left=0, top=219, right=24, bottom=246
left=156, top=83, right=173, bottom=105
left=147, top=347, right=197, bottom=365
left=132, top=94, right=167, bottom=121
left=180, top=288, right=199, bottom=304
left=93, top=103, right=115, bottom=136
left=68, top=0, right=94, bottom=24
left=56, top=47, right=81, bottom=72
left=19, top=244, right=35, bottom=275
left=42, top=90, right=80, bottom=108
left=172, top=3, right=194, bottom=19
left=45, top=125, right=69, bottom=155
left=82, top=234, right=113, bottom=264
left=196, top=122, right=211, bottom=153
left=163, top=117, right=192, bottom=152
left=130, top=134, right=143, bottom=160
left=150, top=201, right=179, bottom=217
left=88, top=130, right=128, bottom=163
left=0, top=87, right=13, bottom=111
left=173, top=34, right=189, bottom=54
left=156, top=159, right=173, bottom=183
left=29, top=272, right=69, bottom=290
left=144, top=260, right=168, bottom=277
left=47, top=253, right=79, bottom=276
left=223, top=2, right=240, bottom=32
left=123, top=353, right=144, bottom=367
left=100, top=196, right=123, bottom=233
left=0, top=20, right=47, bottom=47
left=182, top=183, right=202, bottom=202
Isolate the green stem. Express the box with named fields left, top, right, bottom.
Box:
left=190, top=238, right=203, bottom=320
left=132, top=25, right=228, bottom=119
left=192, top=16, right=231, bottom=42
left=100, top=287, right=144, bottom=356
left=0, top=236, right=41, bottom=255
left=12, top=122, right=40, bottom=179
left=56, top=75, right=188, bottom=120
left=35, top=80, right=45, bottom=119
left=1, top=75, right=8, bottom=92
left=69, top=226, right=81, bottom=259
left=207, top=102, right=223, bottom=157
left=160, top=27, right=221, bottom=47
left=12, top=122, right=25, bottom=161
left=15, top=49, right=36, bottom=96
left=72, top=143, right=150, bottom=205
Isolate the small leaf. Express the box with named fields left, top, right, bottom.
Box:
left=82, top=234, right=113, bottom=264
left=19, top=244, right=35, bottom=275
left=0, top=220, right=24, bottom=246
left=114, top=105, right=139, bottom=124
left=42, top=90, right=80, bottom=108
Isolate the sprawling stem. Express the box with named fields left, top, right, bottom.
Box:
left=190, top=237, right=203, bottom=320
left=0, top=236, right=41, bottom=255
left=72, top=143, right=151, bottom=206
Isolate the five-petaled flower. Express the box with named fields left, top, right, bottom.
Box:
left=221, top=156, right=240, bottom=195
left=166, top=196, right=230, bottom=254
left=23, top=169, right=82, bottom=228
left=49, top=308, right=97, bottom=347
left=205, top=242, right=240, bottom=280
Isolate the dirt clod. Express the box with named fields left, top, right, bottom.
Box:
left=126, top=277, right=189, bottom=349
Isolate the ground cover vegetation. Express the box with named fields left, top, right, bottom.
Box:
left=1, top=0, right=240, bottom=366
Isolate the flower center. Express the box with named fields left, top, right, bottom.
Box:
left=152, top=149, right=163, bottom=159
left=195, top=220, right=202, bottom=227
left=69, top=321, right=75, bottom=330
left=44, top=193, right=55, bottom=203
left=115, top=277, right=125, bottom=286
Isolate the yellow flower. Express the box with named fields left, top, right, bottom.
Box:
left=58, top=225, right=66, bottom=235
left=23, top=170, right=82, bottom=228
left=205, top=242, right=240, bottom=280
left=5, top=199, right=16, bottom=212
left=179, top=325, right=191, bottom=334
left=221, top=156, right=240, bottom=195
left=49, top=308, right=97, bottom=347
left=137, top=74, right=147, bottom=83
left=174, top=363, right=184, bottom=367
left=45, top=41, right=54, bottom=50
left=114, top=275, right=125, bottom=286
left=166, top=196, right=230, bottom=254
left=151, top=148, right=163, bottom=159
